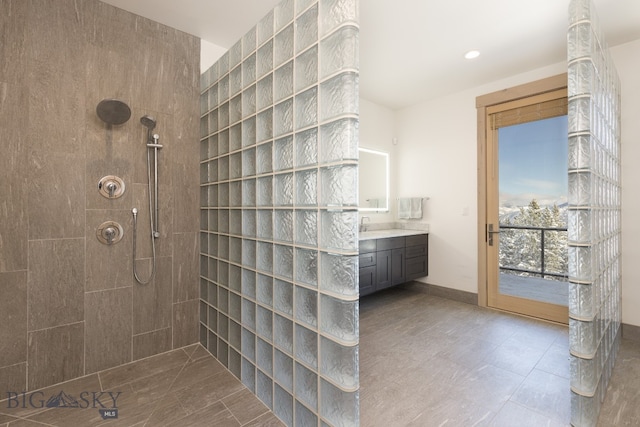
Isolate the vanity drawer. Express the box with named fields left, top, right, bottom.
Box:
left=406, top=256, right=428, bottom=280
left=377, top=236, right=405, bottom=250
left=406, top=234, right=428, bottom=247
left=359, top=239, right=376, bottom=253
left=359, top=252, right=376, bottom=268
left=406, top=244, right=427, bottom=258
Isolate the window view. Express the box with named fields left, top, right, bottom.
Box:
left=498, top=115, right=569, bottom=306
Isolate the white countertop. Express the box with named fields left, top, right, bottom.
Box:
left=358, top=229, right=428, bottom=241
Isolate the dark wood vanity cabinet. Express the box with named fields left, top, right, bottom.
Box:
left=359, top=233, right=428, bottom=296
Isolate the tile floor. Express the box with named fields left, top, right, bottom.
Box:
left=360, top=283, right=640, bottom=427
left=2, top=285, right=638, bottom=427
left=0, top=344, right=283, bottom=427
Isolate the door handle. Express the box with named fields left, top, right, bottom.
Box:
left=487, top=224, right=501, bottom=246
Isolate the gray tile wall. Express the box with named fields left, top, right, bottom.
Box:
left=0, top=0, right=200, bottom=392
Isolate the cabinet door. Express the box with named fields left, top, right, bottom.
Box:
left=406, top=256, right=427, bottom=280
left=359, top=265, right=376, bottom=296
left=391, top=248, right=406, bottom=285
left=376, top=250, right=392, bottom=290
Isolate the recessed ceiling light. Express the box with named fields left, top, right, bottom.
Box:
left=464, top=50, right=480, bottom=60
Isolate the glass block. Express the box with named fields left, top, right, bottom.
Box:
left=295, top=46, right=318, bottom=92
left=243, top=53, right=257, bottom=89
left=320, top=252, right=357, bottom=296
left=568, top=134, right=592, bottom=171
left=275, top=173, right=294, bottom=207
left=257, top=209, right=273, bottom=239
left=320, top=294, right=358, bottom=343
left=571, top=351, right=599, bottom=396
left=320, top=24, right=358, bottom=79
left=320, top=336, right=358, bottom=389
left=242, top=239, right=256, bottom=268
left=274, top=384, right=293, bottom=426
left=258, top=9, right=274, bottom=46
left=257, top=108, right=273, bottom=143
left=257, top=176, right=273, bottom=207
left=569, top=59, right=593, bottom=97
left=200, top=300, right=207, bottom=325
left=242, top=179, right=256, bottom=207
left=257, top=369, right=273, bottom=409
left=242, top=328, right=256, bottom=362
left=320, top=379, right=359, bottom=426
left=229, top=40, right=242, bottom=70
left=257, top=74, right=274, bottom=112
left=320, top=72, right=359, bottom=121
left=274, top=244, right=294, bottom=280
left=320, top=210, right=358, bottom=251
left=296, top=4, right=318, bottom=54
left=568, top=22, right=593, bottom=62
left=207, top=305, right=217, bottom=331
left=295, top=324, right=318, bottom=369
left=219, top=313, right=229, bottom=341
left=257, top=337, right=273, bottom=374
left=295, top=87, right=318, bottom=130
left=229, top=318, right=241, bottom=349
left=208, top=232, right=218, bottom=256
left=242, top=299, right=256, bottom=331
left=319, top=0, right=359, bottom=37
left=230, top=67, right=242, bottom=99
left=274, top=279, right=294, bottom=316
left=218, top=155, right=229, bottom=181
left=242, top=270, right=256, bottom=300
left=242, top=357, right=256, bottom=392
left=275, top=0, right=294, bottom=31
left=257, top=242, right=274, bottom=273
left=295, top=248, right=318, bottom=287
left=569, top=96, right=592, bottom=134
left=274, top=136, right=294, bottom=171
left=295, top=128, right=318, bottom=167
left=296, top=401, right=318, bottom=426
left=219, top=74, right=229, bottom=103
left=208, top=257, right=218, bottom=280
left=570, top=317, right=598, bottom=357
left=219, top=100, right=230, bottom=128
left=257, top=273, right=273, bottom=307
left=218, top=209, right=229, bottom=234
left=274, top=61, right=294, bottom=103
left=200, top=116, right=209, bottom=139
left=219, top=129, right=230, bottom=155
left=274, top=314, right=294, bottom=354
left=230, top=123, right=242, bottom=152
left=274, top=349, right=294, bottom=392
left=319, top=118, right=359, bottom=163
left=274, top=209, right=294, bottom=242
left=230, top=181, right=242, bottom=208
left=568, top=209, right=591, bottom=244
left=295, top=362, right=318, bottom=410
left=243, top=84, right=256, bottom=118
left=275, top=25, right=294, bottom=68
left=230, top=347, right=241, bottom=379
left=295, top=170, right=317, bottom=207
left=320, top=165, right=357, bottom=207
left=208, top=84, right=219, bottom=112
left=256, top=307, right=273, bottom=343
left=242, top=210, right=256, bottom=237
left=569, top=245, right=593, bottom=283
left=208, top=159, right=219, bottom=182
left=242, top=118, right=257, bottom=149
left=243, top=25, right=257, bottom=58
left=229, top=236, right=242, bottom=264
left=229, top=207, right=242, bottom=233
left=257, top=142, right=273, bottom=174
left=295, top=285, right=317, bottom=326
left=274, top=98, right=294, bottom=138
left=295, top=210, right=317, bottom=246
left=257, top=40, right=274, bottom=80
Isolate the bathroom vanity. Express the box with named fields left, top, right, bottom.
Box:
left=358, top=230, right=429, bottom=297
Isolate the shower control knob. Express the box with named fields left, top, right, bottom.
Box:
left=97, top=221, right=124, bottom=245
left=98, top=175, right=126, bottom=199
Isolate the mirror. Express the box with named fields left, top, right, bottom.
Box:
left=359, top=147, right=389, bottom=212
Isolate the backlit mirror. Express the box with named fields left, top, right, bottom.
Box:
left=359, top=147, right=389, bottom=212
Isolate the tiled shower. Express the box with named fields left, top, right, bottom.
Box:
left=0, top=0, right=200, bottom=394
left=567, top=0, right=622, bottom=425
left=198, top=0, right=360, bottom=424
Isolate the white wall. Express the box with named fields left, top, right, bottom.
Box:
left=369, top=39, right=640, bottom=327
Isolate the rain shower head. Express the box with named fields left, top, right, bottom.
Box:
left=140, top=115, right=157, bottom=130
left=96, top=99, right=131, bottom=125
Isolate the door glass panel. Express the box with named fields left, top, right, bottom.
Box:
left=497, top=115, right=569, bottom=306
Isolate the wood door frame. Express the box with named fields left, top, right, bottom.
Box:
left=476, top=73, right=567, bottom=312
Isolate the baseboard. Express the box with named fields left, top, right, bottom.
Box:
left=401, top=281, right=478, bottom=305
left=622, top=323, right=640, bottom=343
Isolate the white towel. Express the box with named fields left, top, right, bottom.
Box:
left=410, top=197, right=422, bottom=219
left=398, top=198, right=410, bottom=219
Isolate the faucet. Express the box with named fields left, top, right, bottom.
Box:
left=360, top=216, right=370, bottom=232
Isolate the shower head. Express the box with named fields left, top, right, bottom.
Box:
left=96, top=99, right=131, bottom=125
left=140, top=115, right=157, bottom=130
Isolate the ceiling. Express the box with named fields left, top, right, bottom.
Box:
left=101, top=0, right=640, bottom=110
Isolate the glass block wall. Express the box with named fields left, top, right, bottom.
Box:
left=199, top=0, right=360, bottom=425
left=567, top=0, right=622, bottom=425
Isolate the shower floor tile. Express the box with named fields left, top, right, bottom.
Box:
left=0, top=344, right=283, bottom=427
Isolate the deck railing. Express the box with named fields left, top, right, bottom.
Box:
left=499, top=224, right=568, bottom=280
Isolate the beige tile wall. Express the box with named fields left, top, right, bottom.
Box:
left=0, top=0, right=200, bottom=392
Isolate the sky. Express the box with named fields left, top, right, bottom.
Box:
left=499, top=115, right=568, bottom=208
